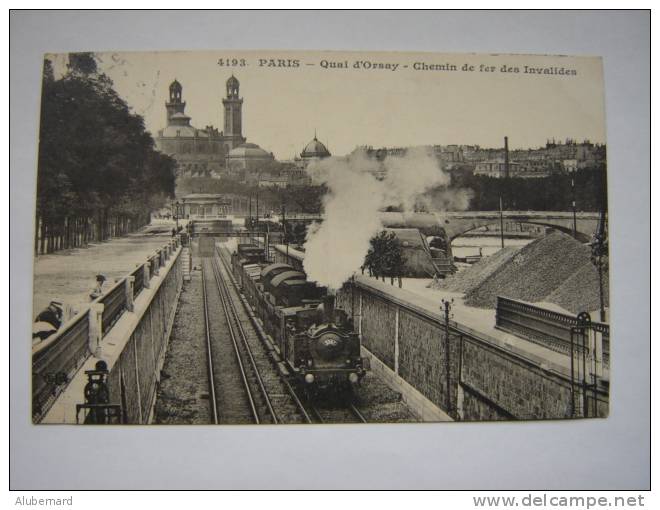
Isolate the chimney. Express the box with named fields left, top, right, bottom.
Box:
left=322, top=294, right=336, bottom=324
left=504, top=136, right=509, bottom=180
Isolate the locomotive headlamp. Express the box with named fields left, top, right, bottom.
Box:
left=348, top=373, right=359, bottom=384
left=304, top=373, right=315, bottom=384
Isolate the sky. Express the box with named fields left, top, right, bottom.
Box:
left=47, top=50, right=607, bottom=160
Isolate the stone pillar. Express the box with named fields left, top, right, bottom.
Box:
left=125, top=276, right=135, bottom=312
left=143, top=262, right=151, bottom=289
left=88, top=303, right=104, bottom=357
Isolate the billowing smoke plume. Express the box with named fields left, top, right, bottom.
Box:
left=303, top=147, right=470, bottom=289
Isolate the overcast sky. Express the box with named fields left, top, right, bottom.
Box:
left=47, top=50, right=606, bottom=160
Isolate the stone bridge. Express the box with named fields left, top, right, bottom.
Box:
left=277, top=211, right=601, bottom=244
left=433, top=211, right=601, bottom=243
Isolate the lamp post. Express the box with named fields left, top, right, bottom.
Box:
left=591, top=228, right=608, bottom=323
left=174, top=200, right=181, bottom=230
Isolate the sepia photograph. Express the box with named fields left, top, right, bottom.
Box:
left=30, top=48, right=611, bottom=426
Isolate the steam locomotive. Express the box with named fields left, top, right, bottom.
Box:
left=230, top=244, right=369, bottom=390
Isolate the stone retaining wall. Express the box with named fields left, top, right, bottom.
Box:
left=337, top=279, right=608, bottom=421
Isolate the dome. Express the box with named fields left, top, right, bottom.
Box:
left=228, top=143, right=273, bottom=160
left=226, top=75, right=240, bottom=89
left=169, top=79, right=182, bottom=90
left=301, top=136, right=331, bottom=159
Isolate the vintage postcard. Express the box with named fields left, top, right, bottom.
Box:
left=32, top=49, right=609, bottom=425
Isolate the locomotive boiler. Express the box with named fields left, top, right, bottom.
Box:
left=231, top=246, right=369, bottom=390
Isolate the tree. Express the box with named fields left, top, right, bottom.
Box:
left=364, top=230, right=405, bottom=287
left=35, top=53, right=176, bottom=254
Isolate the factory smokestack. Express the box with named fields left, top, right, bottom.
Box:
left=504, top=136, right=509, bottom=180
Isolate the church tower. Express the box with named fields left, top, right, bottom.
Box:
left=222, top=75, right=245, bottom=148
left=165, top=79, right=186, bottom=124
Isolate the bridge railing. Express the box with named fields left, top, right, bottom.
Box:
left=32, top=309, right=91, bottom=423
left=495, top=296, right=609, bottom=364
left=31, top=236, right=181, bottom=423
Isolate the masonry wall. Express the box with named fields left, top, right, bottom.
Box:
left=42, top=244, right=183, bottom=424
left=106, top=250, right=182, bottom=423
left=337, top=280, right=608, bottom=421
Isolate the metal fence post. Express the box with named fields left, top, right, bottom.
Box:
left=88, top=303, right=104, bottom=356
left=125, top=276, right=135, bottom=312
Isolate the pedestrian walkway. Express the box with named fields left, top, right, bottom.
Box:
left=33, top=234, right=171, bottom=317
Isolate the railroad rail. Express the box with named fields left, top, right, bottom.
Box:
left=214, top=247, right=314, bottom=424
left=200, top=262, right=219, bottom=424
left=210, top=254, right=277, bottom=424
left=200, top=258, right=263, bottom=424
left=308, top=401, right=368, bottom=424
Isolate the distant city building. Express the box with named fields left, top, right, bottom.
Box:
left=155, top=77, right=246, bottom=178
left=179, top=193, right=248, bottom=218
left=365, top=139, right=604, bottom=179
left=227, top=143, right=275, bottom=175
left=299, top=134, right=331, bottom=167
left=474, top=160, right=553, bottom=179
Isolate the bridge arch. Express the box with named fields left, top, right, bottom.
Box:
left=449, top=219, right=590, bottom=243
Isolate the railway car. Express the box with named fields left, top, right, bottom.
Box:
left=231, top=244, right=266, bottom=287
left=190, top=219, right=233, bottom=236
left=230, top=252, right=369, bottom=390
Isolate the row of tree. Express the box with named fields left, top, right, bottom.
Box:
left=35, top=53, right=176, bottom=255
left=449, top=165, right=608, bottom=212
left=176, top=176, right=326, bottom=215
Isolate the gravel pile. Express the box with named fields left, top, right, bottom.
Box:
left=546, top=260, right=609, bottom=314
left=430, top=246, right=521, bottom=293
left=464, top=232, right=600, bottom=310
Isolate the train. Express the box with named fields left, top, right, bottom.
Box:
left=230, top=243, right=369, bottom=391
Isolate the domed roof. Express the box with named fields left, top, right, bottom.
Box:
left=301, top=136, right=331, bottom=159
left=169, top=79, right=182, bottom=91
left=227, top=143, right=273, bottom=160
left=227, top=75, right=239, bottom=88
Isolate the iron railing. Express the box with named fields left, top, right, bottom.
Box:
left=495, top=296, right=609, bottom=362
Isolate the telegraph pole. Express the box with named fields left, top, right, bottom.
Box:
left=442, top=298, right=454, bottom=416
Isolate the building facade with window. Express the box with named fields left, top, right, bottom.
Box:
left=155, top=76, right=247, bottom=178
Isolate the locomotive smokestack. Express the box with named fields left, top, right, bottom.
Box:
left=323, top=294, right=336, bottom=324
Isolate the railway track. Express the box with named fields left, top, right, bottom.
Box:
left=201, top=258, right=261, bottom=423
left=207, top=250, right=315, bottom=424
left=308, top=400, right=368, bottom=424
left=202, top=246, right=371, bottom=425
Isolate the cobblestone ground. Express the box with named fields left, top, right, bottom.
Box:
left=32, top=234, right=173, bottom=317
